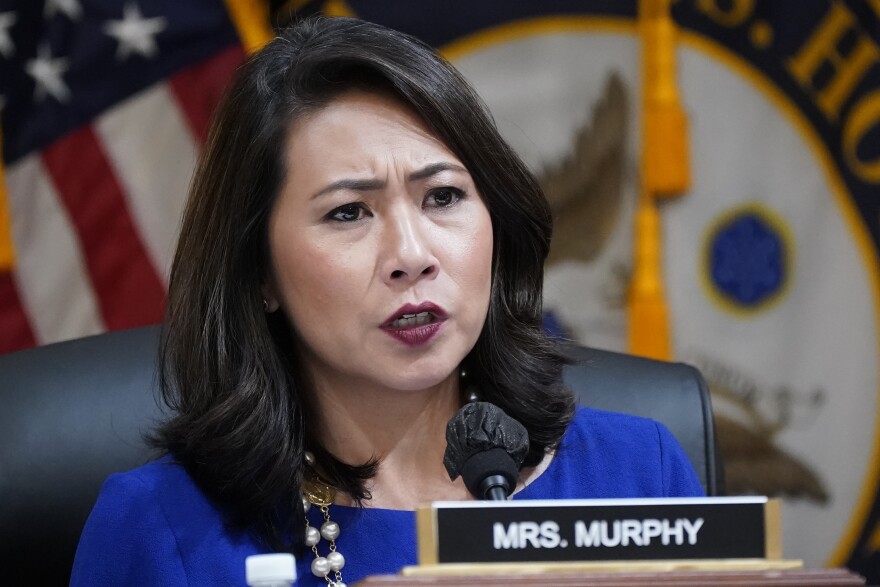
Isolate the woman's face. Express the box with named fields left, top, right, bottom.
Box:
left=266, top=90, right=493, bottom=394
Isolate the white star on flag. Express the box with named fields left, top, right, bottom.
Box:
left=43, top=0, right=82, bottom=21
left=25, top=43, right=71, bottom=103
left=0, top=12, right=16, bottom=59
left=103, top=3, right=167, bottom=61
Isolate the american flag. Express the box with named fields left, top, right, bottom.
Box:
left=0, top=0, right=249, bottom=353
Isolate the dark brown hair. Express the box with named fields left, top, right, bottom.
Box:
left=153, top=16, right=575, bottom=550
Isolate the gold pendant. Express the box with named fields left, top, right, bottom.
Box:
left=301, top=476, right=335, bottom=507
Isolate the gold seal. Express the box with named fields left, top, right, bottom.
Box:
left=301, top=477, right=335, bottom=507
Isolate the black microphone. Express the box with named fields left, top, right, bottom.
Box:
left=443, top=402, right=529, bottom=500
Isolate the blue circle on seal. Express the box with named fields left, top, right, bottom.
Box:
left=709, top=211, right=786, bottom=308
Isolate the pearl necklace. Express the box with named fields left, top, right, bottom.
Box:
left=302, top=452, right=347, bottom=587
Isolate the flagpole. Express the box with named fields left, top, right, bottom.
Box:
left=629, top=0, right=690, bottom=361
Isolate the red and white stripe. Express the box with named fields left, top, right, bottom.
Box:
left=1, top=45, right=244, bottom=353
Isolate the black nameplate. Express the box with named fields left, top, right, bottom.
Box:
left=416, top=497, right=779, bottom=565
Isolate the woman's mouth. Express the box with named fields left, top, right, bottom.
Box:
left=389, top=311, right=435, bottom=329
left=382, top=303, right=447, bottom=346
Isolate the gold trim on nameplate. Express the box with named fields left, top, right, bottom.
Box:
left=765, top=498, right=782, bottom=559
left=416, top=505, right=439, bottom=565
left=401, top=558, right=804, bottom=577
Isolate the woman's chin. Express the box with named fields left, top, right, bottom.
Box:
left=379, top=367, right=459, bottom=395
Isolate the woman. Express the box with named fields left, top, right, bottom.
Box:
left=71, top=16, right=703, bottom=586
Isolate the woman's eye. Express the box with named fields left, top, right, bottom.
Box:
left=425, top=188, right=463, bottom=208
left=327, top=203, right=367, bottom=222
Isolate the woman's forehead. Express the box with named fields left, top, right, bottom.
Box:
left=284, top=90, right=465, bottom=180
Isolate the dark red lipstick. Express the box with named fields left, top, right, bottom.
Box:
left=381, top=302, right=447, bottom=347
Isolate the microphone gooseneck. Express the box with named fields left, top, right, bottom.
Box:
left=443, top=402, right=529, bottom=501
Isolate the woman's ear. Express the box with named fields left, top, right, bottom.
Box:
left=261, top=280, right=281, bottom=313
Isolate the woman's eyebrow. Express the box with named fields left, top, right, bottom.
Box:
left=311, top=162, right=469, bottom=200
left=406, top=162, right=468, bottom=182
left=311, top=178, right=384, bottom=200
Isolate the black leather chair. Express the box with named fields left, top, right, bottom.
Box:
left=0, top=326, right=721, bottom=585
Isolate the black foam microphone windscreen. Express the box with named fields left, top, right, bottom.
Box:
left=443, top=402, right=529, bottom=500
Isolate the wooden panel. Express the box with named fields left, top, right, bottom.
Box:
left=357, top=567, right=865, bottom=586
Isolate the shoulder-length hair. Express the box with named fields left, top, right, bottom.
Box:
left=153, top=16, right=575, bottom=549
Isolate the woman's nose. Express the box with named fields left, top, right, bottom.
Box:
left=380, top=207, right=437, bottom=285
